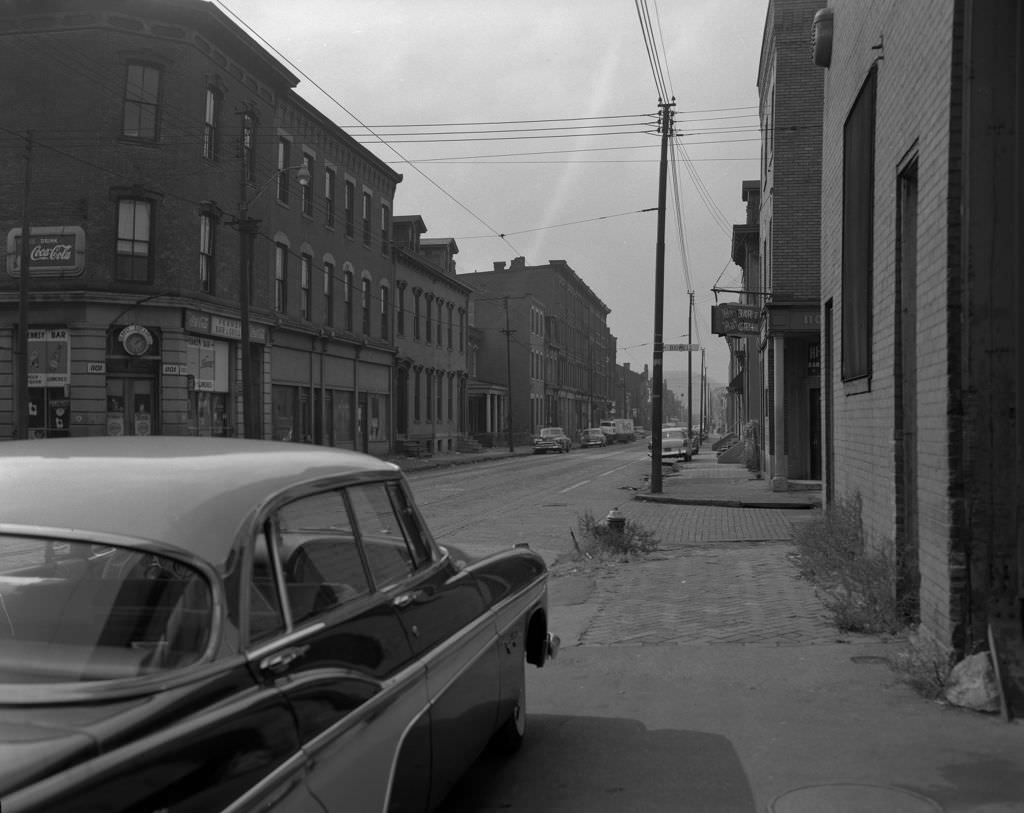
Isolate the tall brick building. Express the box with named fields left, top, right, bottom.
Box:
left=459, top=258, right=615, bottom=445
left=819, top=0, right=1024, bottom=701
left=0, top=0, right=400, bottom=454
left=757, top=0, right=825, bottom=486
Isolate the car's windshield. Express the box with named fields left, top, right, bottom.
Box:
left=0, top=536, right=212, bottom=683
left=540, top=428, right=564, bottom=437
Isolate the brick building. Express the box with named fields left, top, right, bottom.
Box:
left=818, top=0, right=1024, bottom=701
left=459, top=258, right=615, bottom=445
left=0, top=0, right=400, bottom=454
left=391, top=216, right=470, bottom=455
left=757, top=0, right=825, bottom=486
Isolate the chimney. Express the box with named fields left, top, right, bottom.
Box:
left=493, top=261, right=505, bottom=271
left=510, top=256, right=526, bottom=270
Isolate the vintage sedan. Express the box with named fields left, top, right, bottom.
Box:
left=648, top=426, right=694, bottom=462
left=0, top=437, right=558, bottom=813
left=578, top=428, right=608, bottom=448
left=532, top=426, right=571, bottom=454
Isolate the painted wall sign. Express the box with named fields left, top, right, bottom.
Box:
left=6, top=227, right=86, bottom=277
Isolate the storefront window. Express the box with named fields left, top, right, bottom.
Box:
left=186, top=337, right=232, bottom=437
left=367, top=393, right=388, bottom=442
left=333, top=390, right=354, bottom=445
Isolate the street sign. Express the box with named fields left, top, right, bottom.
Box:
left=664, top=343, right=701, bottom=351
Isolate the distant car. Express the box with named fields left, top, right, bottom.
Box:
left=0, top=437, right=558, bottom=813
left=649, top=426, right=693, bottom=462
left=533, top=426, right=571, bottom=453
left=578, top=428, right=608, bottom=448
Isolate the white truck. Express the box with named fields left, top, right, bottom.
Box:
left=599, top=418, right=635, bottom=443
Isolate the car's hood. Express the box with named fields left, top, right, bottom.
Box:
left=0, top=698, right=149, bottom=796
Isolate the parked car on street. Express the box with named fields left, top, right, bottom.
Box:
left=533, top=426, right=571, bottom=453
left=649, top=426, right=694, bottom=462
left=0, top=437, right=558, bottom=813
left=578, top=427, right=608, bottom=448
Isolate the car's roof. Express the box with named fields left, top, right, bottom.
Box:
left=0, top=437, right=399, bottom=567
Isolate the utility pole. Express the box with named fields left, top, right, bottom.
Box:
left=502, top=296, right=514, bottom=453
left=650, top=99, right=674, bottom=493
left=16, top=131, right=33, bottom=440
left=699, top=347, right=706, bottom=450
left=687, top=290, right=694, bottom=452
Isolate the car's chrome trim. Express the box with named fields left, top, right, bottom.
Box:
left=245, top=623, right=327, bottom=663
left=219, top=751, right=309, bottom=813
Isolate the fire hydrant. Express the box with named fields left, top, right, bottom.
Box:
left=606, top=507, right=626, bottom=533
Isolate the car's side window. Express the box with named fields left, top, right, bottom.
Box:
left=274, top=490, right=371, bottom=625
left=347, top=482, right=421, bottom=590
left=248, top=531, right=285, bottom=643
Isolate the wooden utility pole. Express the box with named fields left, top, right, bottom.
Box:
left=650, top=99, right=674, bottom=493
left=16, top=131, right=33, bottom=440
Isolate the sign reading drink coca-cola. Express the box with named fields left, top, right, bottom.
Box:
left=6, top=226, right=85, bottom=277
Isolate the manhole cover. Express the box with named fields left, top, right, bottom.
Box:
left=770, top=784, right=942, bottom=813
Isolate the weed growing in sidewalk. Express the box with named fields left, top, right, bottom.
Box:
left=791, top=493, right=911, bottom=634
left=889, top=629, right=953, bottom=700
left=574, top=509, right=660, bottom=561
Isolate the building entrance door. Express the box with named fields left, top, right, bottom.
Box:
left=106, top=377, right=156, bottom=436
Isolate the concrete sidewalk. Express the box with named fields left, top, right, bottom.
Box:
left=392, top=438, right=1024, bottom=811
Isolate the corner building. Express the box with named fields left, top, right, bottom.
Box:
left=0, top=0, right=400, bottom=454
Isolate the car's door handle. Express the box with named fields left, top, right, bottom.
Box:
left=392, top=590, right=426, bottom=608
left=259, top=645, right=308, bottom=674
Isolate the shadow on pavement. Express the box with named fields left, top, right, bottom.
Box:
left=438, top=714, right=756, bottom=813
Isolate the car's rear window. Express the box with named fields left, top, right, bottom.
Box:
left=0, top=536, right=212, bottom=683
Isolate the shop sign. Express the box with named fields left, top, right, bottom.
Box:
left=27, top=328, right=70, bottom=387
left=768, top=308, right=822, bottom=333
left=186, top=337, right=228, bottom=392
left=87, top=362, right=106, bottom=374
left=184, top=309, right=267, bottom=344
left=712, top=303, right=761, bottom=337
left=6, top=226, right=86, bottom=277
left=162, top=364, right=184, bottom=375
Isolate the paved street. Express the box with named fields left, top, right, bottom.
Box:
left=404, top=446, right=1024, bottom=813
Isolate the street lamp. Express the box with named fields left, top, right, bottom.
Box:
left=237, top=162, right=310, bottom=439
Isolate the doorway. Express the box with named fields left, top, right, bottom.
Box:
left=106, top=377, right=156, bottom=436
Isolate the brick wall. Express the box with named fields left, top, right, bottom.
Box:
left=820, top=0, right=958, bottom=646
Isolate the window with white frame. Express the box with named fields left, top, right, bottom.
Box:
left=325, top=168, right=336, bottom=227
left=123, top=63, right=161, bottom=140
left=116, top=199, right=152, bottom=282
left=361, top=277, right=371, bottom=334
left=199, top=213, right=214, bottom=293
left=301, top=154, right=314, bottom=217
left=324, top=260, right=335, bottom=327
left=277, top=139, right=291, bottom=203
left=361, top=191, right=372, bottom=245
left=275, top=243, right=288, bottom=313
left=344, top=267, right=354, bottom=330
left=202, top=87, right=219, bottom=160
left=300, top=253, right=312, bottom=320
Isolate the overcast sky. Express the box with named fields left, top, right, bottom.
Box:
left=216, top=0, right=769, bottom=386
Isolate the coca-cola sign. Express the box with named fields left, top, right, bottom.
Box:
left=6, top=226, right=85, bottom=277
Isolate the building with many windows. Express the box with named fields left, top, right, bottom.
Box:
left=459, top=257, right=615, bottom=445
left=0, top=0, right=400, bottom=454
left=391, top=216, right=470, bottom=455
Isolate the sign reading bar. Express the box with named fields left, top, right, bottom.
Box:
left=712, top=303, right=761, bottom=337
left=184, top=309, right=267, bottom=344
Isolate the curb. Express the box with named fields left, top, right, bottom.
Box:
left=633, top=493, right=820, bottom=510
